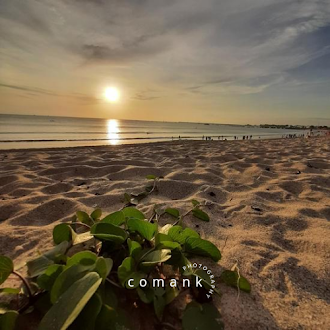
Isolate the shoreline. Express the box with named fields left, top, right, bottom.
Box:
left=0, top=134, right=323, bottom=152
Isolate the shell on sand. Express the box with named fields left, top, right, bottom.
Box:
left=0, top=137, right=329, bottom=329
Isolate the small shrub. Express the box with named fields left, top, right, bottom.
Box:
left=0, top=176, right=250, bottom=330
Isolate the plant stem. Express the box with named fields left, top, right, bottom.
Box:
left=173, top=209, right=191, bottom=226
left=147, top=178, right=158, bottom=195
left=69, top=222, right=91, bottom=230
left=12, top=271, right=33, bottom=300
left=106, top=278, right=122, bottom=289
left=138, top=247, right=155, bottom=263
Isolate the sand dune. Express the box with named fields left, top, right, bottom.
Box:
left=0, top=137, right=330, bottom=329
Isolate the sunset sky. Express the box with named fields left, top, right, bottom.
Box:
left=0, top=0, right=329, bottom=125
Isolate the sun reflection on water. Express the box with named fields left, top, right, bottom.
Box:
left=107, top=119, right=120, bottom=145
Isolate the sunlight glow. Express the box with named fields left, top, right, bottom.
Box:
left=104, top=87, right=120, bottom=102
left=107, top=119, right=120, bottom=145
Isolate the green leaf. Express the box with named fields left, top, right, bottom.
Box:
left=122, top=207, right=145, bottom=220
left=53, top=223, right=76, bottom=245
left=0, top=288, right=20, bottom=295
left=146, top=175, right=157, bottom=180
left=155, top=234, right=181, bottom=250
left=91, top=209, right=102, bottom=221
left=0, top=310, right=18, bottom=330
left=50, top=264, right=91, bottom=304
left=192, top=209, right=210, bottom=222
left=127, top=218, right=157, bottom=241
left=0, top=256, right=13, bottom=285
left=182, top=302, right=224, bottom=330
left=38, top=272, right=102, bottom=330
left=117, top=257, right=135, bottom=286
left=44, top=241, right=70, bottom=260
left=90, top=223, right=128, bottom=244
left=153, top=286, right=166, bottom=297
left=125, top=272, right=145, bottom=289
left=27, top=256, right=53, bottom=278
left=191, top=199, right=200, bottom=207
left=165, top=208, right=180, bottom=218
left=159, top=241, right=181, bottom=250
left=26, top=242, right=69, bottom=278
left=153, top=295, right=165, bottom=321
left=67, top=251, right=98, bottom=267
left=164, top=286, right=179, bottom=305
left=95, top=305, right=132, bottom=330
left=168, top=226, right=199, bottom=245
left=185, top=238, right=221, bottom=262
left=220, top=270, right=251, bottom=293
left=101, top=211, right=125, bottom=226
left=137, top=287, right=154, bottom=304
left=94, top=258, right=113, bottom=281
left=37, top=265, right=64, bottom=291
left=27, top=241, right=70, bottom=278
left=140, top=249, right=171, bottom=267
left=69, top=293, right=102, bottom=330
left=193, top=269, right=219, bottom=295
left=76, top=211, right=93, bottom=226
left=127, top=238, right=142, bottom=259
left=118, top=258, right=145, bottom=289
left=155, top=233, right=172, bottom=245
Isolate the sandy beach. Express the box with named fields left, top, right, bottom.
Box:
left=0, top=137, right=329, bottom=329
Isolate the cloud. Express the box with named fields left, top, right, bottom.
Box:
left=80, top=35, right=169, bottom=65
left=1, top=0, right=330, bottom=98
left=132, top=90, right=160, bottom=101
left=0, top=83, right=99, bottom=103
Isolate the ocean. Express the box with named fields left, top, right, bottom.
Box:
left=0, top=114, right=307, bottom=149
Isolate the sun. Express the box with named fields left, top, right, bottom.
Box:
left=104, top=87, right=120, bottom=102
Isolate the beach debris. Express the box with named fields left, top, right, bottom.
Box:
left=122, top=175, right=163, bottom=207
left=251, top=206, right=262, bottom=212
left=295, top=170, right=301, bottom=174
left=307, top=162, right=316, bottom=168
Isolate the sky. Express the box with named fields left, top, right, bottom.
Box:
left=0, top=0, right=329, bottom=125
